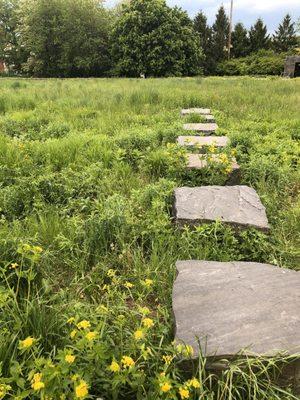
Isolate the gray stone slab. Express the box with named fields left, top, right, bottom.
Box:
left=173, top=186, right=269, bottom=231
left=177, top=136, right=229, bottom=151
left=183, top=123, right=218, bottom=135
left=203, top=115, right=215, bottom=123
left=186, top=154, right=240, bottom=184
left=181, top=108, right=211, bottom=116
left=173, top=260, right=300, bottom=358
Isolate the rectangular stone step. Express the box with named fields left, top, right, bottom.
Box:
left=183, top=123, right=218, bottom=135
left=181, top=108, right=211, bottom=116
left=203, top=115, right=215, bottom=123
left=186, top=154, right=240, bottom=184
left=177, top=136, right=229, bottom=151
left=172, top=260, right=300, bottom=390
left=173, top=186, right=269, bottom=231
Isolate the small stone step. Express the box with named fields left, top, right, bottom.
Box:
left=181, top=108, right=211, bottom=116
left=183, top=123, right=218, bottom=135
left=203, top=115, right=215, bottom=123
left=173, top=260, right=300, bottom=388
left=186, top=154, right=240, bottom=184
left=177, top=136, right=229, bottom=151
left=173, top=185, right=269, bottom=231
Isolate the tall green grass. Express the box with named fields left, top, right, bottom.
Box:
left=0, top=77, right=299, bottom=399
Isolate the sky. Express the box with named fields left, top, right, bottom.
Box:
left=106, top=0, right=300, bottom=33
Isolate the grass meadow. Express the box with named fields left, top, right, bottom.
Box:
left=0, top=77, right=299, bottom=399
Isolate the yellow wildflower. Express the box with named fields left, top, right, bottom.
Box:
left=19, top=336, right=35, bottom=349
left=75, top=380, right=88, bottom=399
left=189, top=377, right=200, bottom=388
left=124, top=281, right=133, bottom=288
left=109, top=360, right=120, bottom=373
left=176, top=344, right=194, bottom=356
left=76, top=320, right=91, bottom=330
left=67, top=317, right=75, bottom=324
left=65, top=354, right=75, bottom=364
left=70, top=330, right=77, bottom=339
left=142, top=279, right=153, bottom=287
left=0, top=384, right=11, bottom=397
left=85, top=331, right=97, bottom=341
left=162, top=355, right=173, bottom=364
left=10, top=262, right=19, bottom=269
left=97, top=305, right=108, bottom=314
left=179, top=387, right=190, bottom=399
left=142, top=318, right=154, bottom=328
left=134, top=329, right=144, bottom=340
left=33, top=246, right=43, bottom=253
left=107, top=269, right=116, bottom=277
left=31, top=373, right=45, bottom=391
left=138, top=306, right=150, bottom=315
left=225, top=166, right=232, bottom=174
left=161, top=382, right=172, bottom=392
left=121, top=356, right=135, bottom=368
left=71, top=374, right=79, bottom=381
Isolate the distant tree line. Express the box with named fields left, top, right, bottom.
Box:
left=0, top=0, right=299, bottom=77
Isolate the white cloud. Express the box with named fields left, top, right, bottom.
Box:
left=224, top=0, right=299, bottom=13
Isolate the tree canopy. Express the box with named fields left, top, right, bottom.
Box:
left=19, top=0, right=112, bottom=77
left=111, top=0, right=203, bottom=77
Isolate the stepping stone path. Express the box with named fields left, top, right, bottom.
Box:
left=172, top=260, right=300, bottom=385
left=177, top=135, right=228, bottom=151
left=183, top=123, right=218, bottom=135
left=173, top=186, right=270, bottom=231
left=171, top=105, right=298, bottom=391
left=186, top=154, right=240, bottom=184
left=181, top=108, right=211, bottom=115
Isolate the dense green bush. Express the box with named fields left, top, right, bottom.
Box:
left=217, top=50, right=286, bottom=76
left=111, top=0, right=203, bottom=77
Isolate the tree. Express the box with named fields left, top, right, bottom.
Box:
left=19, top=0, right=112, bottom=77
left=111, top=0, right=203, bottom=77
left=194, top=10, right=214, bottom=74
left=273, top=14, right=297, bottom=52
left=232, top=22, right=249, bottom=58
left=212, top=6, right=229, bottom=64
left=0, top=0, right=27, bottom=72
left=249, top=18, right=270, bottom=53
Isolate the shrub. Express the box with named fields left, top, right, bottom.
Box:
left=217, top=50, right=286, bottom=76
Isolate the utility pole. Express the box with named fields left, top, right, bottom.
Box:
left=228, top=0, right=233, bottom=59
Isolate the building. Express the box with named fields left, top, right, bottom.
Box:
left=283, top=56, right=300, bottom=78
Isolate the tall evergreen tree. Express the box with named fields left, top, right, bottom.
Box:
left=232, top=22, right=249, bottom=57
left=273, top=14, right=297, bottom=52
left=249, top=18, right=270, bottom=53
left=194, top=11, right=214, bottom=74
left=212, top=6, right=229, bottom=64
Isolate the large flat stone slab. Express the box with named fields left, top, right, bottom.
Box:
left=173, top=260, right=300, bottom=358
left=177, top=136, right=229, bottom=151
left=183, top=123, right=218, bottom=135
left=181, top=108, right=211, bottom=116
left=186, top=154, right=240, bottom=184
left=173, top=186, right=269, bottom=231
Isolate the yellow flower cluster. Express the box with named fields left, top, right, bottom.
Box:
left=75, top=380, right=88, bottom=398
left=31, top=373, right=45, bottom=391
left=133, top=329, right=144, bottom=340
left=19, top=336, right=35, bottom=349
left=179, top=387, right=190, bottom=399
left=121, top=356, right=135, bottom=368
left=77, top=320, right=91, bottom=330
left=65, top=354, right=75, bottom=364
left=142, top=318, right=154, bottom=328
